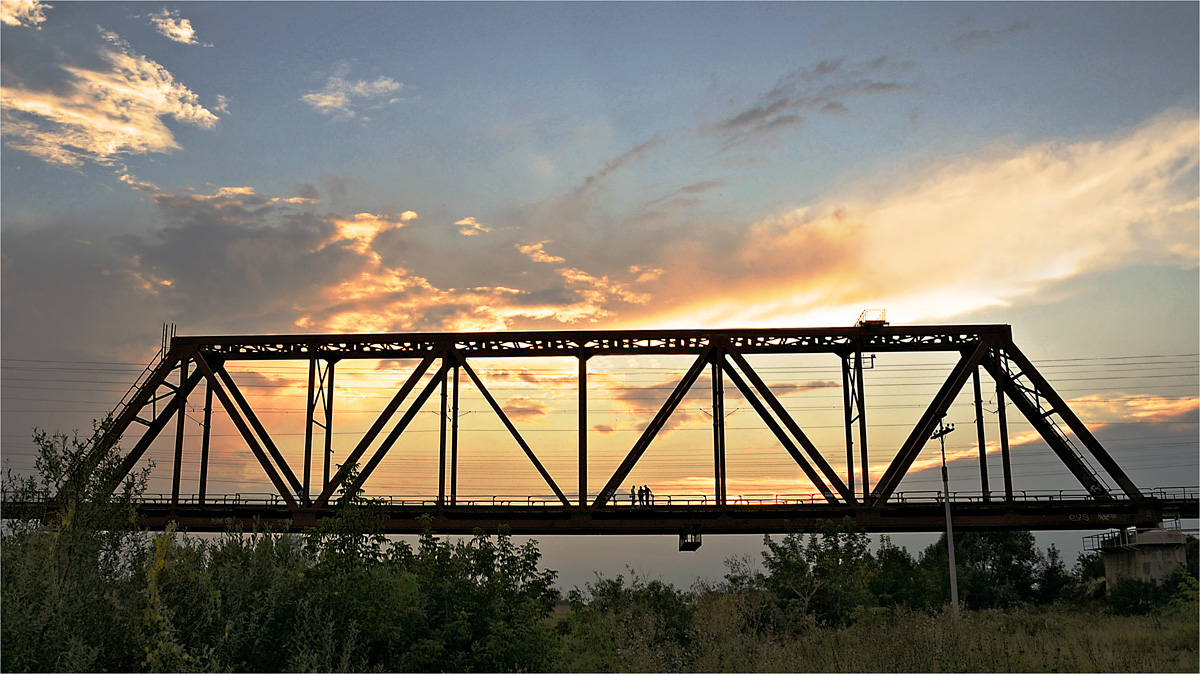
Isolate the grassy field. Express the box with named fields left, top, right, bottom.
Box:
left=554, top=601, right=1199, bottom=672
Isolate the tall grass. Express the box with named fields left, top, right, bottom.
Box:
left=606, top=602, right=1199, bottom=673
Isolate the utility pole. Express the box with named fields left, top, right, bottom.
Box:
left=932, top=419, right=960, bottom=619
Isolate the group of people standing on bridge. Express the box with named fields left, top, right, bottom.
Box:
left=630, top=484, right=654, bottom=506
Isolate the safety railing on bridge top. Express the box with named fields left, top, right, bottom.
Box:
left=35, top=486, right=1191, bottom=509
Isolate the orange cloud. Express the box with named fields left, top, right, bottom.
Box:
left=626, top=110, right=1198, bottom=329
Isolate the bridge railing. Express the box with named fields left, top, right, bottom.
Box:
left=107, top=487, right=1191, bottom=508
left=7, top=486, right=1194, bottom=511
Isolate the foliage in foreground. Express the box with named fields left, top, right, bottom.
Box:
left=2, top=427, right=1197, bottom=672
left=2, top=429, right=559, bottom=672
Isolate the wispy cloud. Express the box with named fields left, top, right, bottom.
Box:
left=302, top=75, right=402, bottom=119
left=574, top=135, right=664, bottom=196
left=0, top=28, right=220, bottom=166
left=705, top=54, right=916, bottom=150
left=1, top=0, right=50, bottom=28
left=950, top=21, right=1032, bottom=50
left=149, top=8, right=210, bottom=46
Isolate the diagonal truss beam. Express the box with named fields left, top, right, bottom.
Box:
left=193, top=354, right=298, bottom=508
left=982, top=347, right=1126, bottom=500
left=316, top=352, right=439, bottom=507
left=214, top=366, right=304, bottom=497
left=458, top=353, right=571, bottom=507
left=871, top=340, right=991, bottom=505
left=725, top=347, right=853, bottom=503
left=352, top=360, right=451, bottom=497
left=721, top=361, right=839, bottom=503
left=1000, top=344, right=1142, bottom=499
left=593, top=347, right=713, bottom=508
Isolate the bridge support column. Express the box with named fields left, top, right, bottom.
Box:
left=306, top=358, right=337, bottom=504
left=973, top=368, right=991, bottom=502
left=304, top=356, right=316, bottom=505
left=439, top=357, right=449, bottom=509
left=842, top=350, right=869, bottom=500
left=579, top=350, right=589, bottom=507
left=199, top=382, right=212, bottom=504
left=323, top=361, right=335, bottom=491
left=451, top=365, right=460, bottom=506
left=172, top=358, right=189, bottom=508
left=995, top=355, right=1014, bottom=503
left=711, top=356, right=726, bottom=507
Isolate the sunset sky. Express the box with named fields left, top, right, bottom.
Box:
left=2, top=1, right=1197, bottom=586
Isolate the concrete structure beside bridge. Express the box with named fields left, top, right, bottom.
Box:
left=1086, top=525, right=1191, bottom=586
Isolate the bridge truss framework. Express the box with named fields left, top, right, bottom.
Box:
left=30, top=324, right=1198, bottom=537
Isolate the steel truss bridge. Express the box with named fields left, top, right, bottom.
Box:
left=6, top=325, right=1197, bottom=546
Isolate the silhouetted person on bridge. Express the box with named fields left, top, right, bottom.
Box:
left=646, top=486, right=654, bottom=506
left=630, top=485, right=636, bottom=506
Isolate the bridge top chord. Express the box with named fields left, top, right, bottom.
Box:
left=175, top=323, right=1014, bottom=360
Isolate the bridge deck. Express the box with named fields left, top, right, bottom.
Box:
left=6, top=492, right=1195, bottom=535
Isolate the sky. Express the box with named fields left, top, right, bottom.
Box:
left=2, top=1, right=1198, bottom=589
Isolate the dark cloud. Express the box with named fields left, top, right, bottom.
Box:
left=296, top=183, right=320, bottom=201
left=708, top=97, right=793, bottom=134
left=950, top=21, right=1032, bottom=50
left=770, top=380, right=840, bottom=396
left=820, top=101, right=850, bottom=116
left=502, top=396, right=548, bottom=423
left=677, top=180, right=726, bottom=195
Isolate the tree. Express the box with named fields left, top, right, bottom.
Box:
left=761, top=518, right=876, bottom=626
left=917, top=530, right=1043, bottom=610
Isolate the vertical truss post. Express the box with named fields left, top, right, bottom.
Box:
left=323, top=360, right=335, bottom=491
left=711, top=356, right=727, bottom=507
left=439, top=357, right=449, bottom=508
left=579, top=349, right=589, bottom=507
left=199, top=381, right=212, bottom=505
left=973, top=368, right=991, bottom=502
left=451, top=365, right=460, bottom=506
left=855, top=350, right=869, bottom=501
left=171, top=358, right=189, bottom=507
left=995, top=361, right=1014, bottom=502
left=304, top=355, right=317, bottom=505
left=841, top=354, right=856, bottom=497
